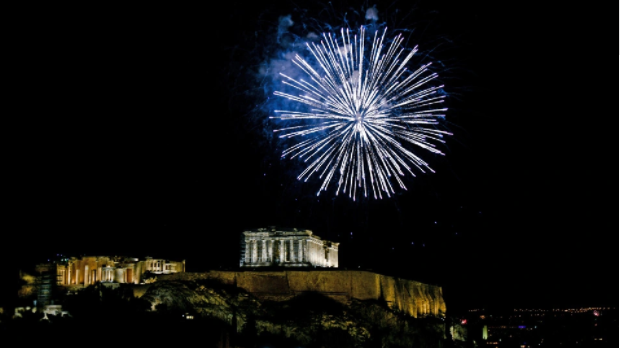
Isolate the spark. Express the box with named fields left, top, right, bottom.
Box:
left=271, top=26, right=451, bottom=200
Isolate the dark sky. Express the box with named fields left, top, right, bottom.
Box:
left=4, top=1, right=616, bottom=313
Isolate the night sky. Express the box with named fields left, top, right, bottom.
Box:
left=4, top=1, right=616, bottom=313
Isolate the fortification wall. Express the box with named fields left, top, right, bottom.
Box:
left=157, top=270, right=446, bottom=318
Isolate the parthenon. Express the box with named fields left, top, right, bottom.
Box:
left=240, top=228, right=338, bottom=268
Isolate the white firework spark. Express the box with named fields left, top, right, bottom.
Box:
left=271, top=26, right=451, bottom=200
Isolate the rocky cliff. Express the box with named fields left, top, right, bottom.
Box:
left=138, top=276, right=451, bottom=347
left=152, top=270, right=446, bottom=319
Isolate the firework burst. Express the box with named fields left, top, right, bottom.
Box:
left=271, top=26, right=451, bottom=200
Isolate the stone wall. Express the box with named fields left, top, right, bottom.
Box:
left=157, top=270, right=446, bottom=318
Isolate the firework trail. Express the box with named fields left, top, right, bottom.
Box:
left=271, top=26, right=451, bottom=200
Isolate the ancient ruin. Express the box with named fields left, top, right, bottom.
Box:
left=240, top=228, right=339, bottom=268
left=55, top=255, right=185, bottom=286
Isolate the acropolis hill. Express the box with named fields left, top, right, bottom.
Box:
left=14, top=228, right=451, bottom=347
left=136, top=227, right=446, bottom=319
left=154, top=269, right=447, bottom=318
left=29, top=228, right=445, bottom=320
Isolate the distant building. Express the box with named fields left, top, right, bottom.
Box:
left=34, top=263, right=56, bottom=306
left=55, top=255, right=185, bottom=286
left=240, top=228, right=339, bottom=268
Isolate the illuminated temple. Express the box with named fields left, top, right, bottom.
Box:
left=240, top=228, right=339, bottom=268
left=55, top=256, right=185, bottom=286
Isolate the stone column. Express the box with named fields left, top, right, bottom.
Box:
left=262, top=240, right=267, bottom=262
left=298, top=240, right=303, bottom=263
left=325, top=246, right=329, bottom=267
left=280, top=240, right=285, bottom=263
left=288, top=240, right=292, bottom=262
left=252, top=240, right=258, bottom=263
left=325, top=247, right=330, bottom=267
left=289, top=240, right=294, bottom=262
left=316, top=242, right=320, bottom=265
left=333, top=249, right=338, bottom=268
left=244, top=238, right=251, bottom=265
left=313, top=242, right=318, bottom=265
left=247, top=240, right=252, bottom=264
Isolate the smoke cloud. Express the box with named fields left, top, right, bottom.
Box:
left=277, top=14, right=294, bottom=42
left=365, top=5, right=379, bottom=21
